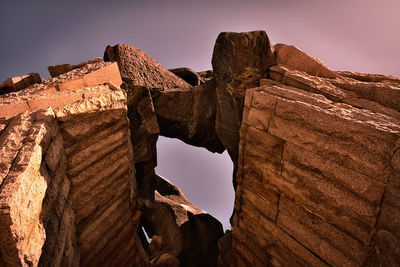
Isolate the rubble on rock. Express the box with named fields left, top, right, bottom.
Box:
left=0, top=73, right=41, bottom=95
left=1, top=30, right=399, bottom=267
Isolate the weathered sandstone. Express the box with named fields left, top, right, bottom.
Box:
left=1, top=30, right=400, bottom=267
left=0, top=73, right=41, bottom=95
left=169, top=67, right=202, bottom=86
left=104, top=44, right=224, bottom=198
left=231, top=37, right=400, bottom=266
left=0, top=62, right=143, bottom=266
left=139, top=175, right=223, bottom=267
left=47, top=58, right=104, bottom=78
left=273, top=43, right=338, bottom=79
left=211, top=30, right=273, bottom=167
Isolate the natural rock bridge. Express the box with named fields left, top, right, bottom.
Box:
left=1, top=31, right=400, bottom=266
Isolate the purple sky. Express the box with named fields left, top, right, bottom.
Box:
left=1, top=0, right=399, bottom=230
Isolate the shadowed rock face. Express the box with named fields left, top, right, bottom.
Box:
left=104, top=43, right=225, bottom=200
left=1, top=30, right=400, bottom=267
left=231, top=42, right=400, bottom=266
left=103, top=44, right=226, bottom=267
left=211, top=31, right=273, bottom=163
left=139, top=175, right=223, bottom=267
left=169, top=67, right=202, bottom=86
left=0, top=73, right=41, bottom=95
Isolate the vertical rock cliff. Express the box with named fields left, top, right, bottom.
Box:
left=1, top=30, right=400, bottom=267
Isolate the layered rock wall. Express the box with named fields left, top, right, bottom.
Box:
left=0, top=109, right=78, bottom=266
left=1, top=30, right=400, bottom=267
left=0, top=61, right=146, bottom=266
left=231, top=41, right=400, bottom=266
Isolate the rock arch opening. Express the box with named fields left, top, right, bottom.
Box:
left=156, top=136, right=235, bottom=231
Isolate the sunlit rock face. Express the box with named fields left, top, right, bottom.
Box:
left=0, top=61, right=143, bottom=266
left=231, top=38, right=400, bottom=266
left=1, top=30, right=400, bottom=267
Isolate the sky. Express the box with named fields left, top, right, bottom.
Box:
left=1, top=0, right=399, bottom=230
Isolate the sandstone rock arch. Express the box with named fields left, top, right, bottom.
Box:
left=1, top=30, right=400, bottom=266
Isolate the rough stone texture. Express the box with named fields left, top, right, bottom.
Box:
left=140, top=175, right=223, bottom=267
left=197, top=70, right=214, bottom=82
left=47, top=58, right=104, bottom=78
left=104, top=43, right=188, bottom=200
left=0, top=109, right=78, bottom=267
left=335, top=70, right=400, bottom=84
left=232, top=46, right=400, bottom=266
left=54, top=87, right=138, bottom=267
left=274, top=43, right=338, bottom=79
left=2, top=30, right=400, bottom=267
left=104, top=44, right=190, bottom=90
left=104, top=44, right=226, bottom=266
left=0, top=73, right=41, bottom=95
left=169, top=67, right=202, bottom=86
left=217, top=230, right=232, bottom=267
left=0, top=61, right=121, bottom=106
left=0, top=63, right=142, bottom=266
left=211, top=30, right=273, bottom=163
left=152, top=79, right=225, bottom=153
left=104, top=43, right=224, bottom=201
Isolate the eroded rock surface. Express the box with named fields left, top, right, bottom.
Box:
left=273, top=43, right=338, bottom=79
left=212, top=30, right=273, bottom=164
left=0, top=62, right=144, bottom=267
left=231, top=40, right=400, bottom=266
left=0, top=73, right=41, bottom=95
left=104, top=43, right=224, bottom=199
left=169, top=67, right=202, bottom=86
left=1, top=30, right=400, bottom=267
left=47, top=58, right=104, bottom=78
left=139, top=175, right=223, bottom=267
left=0, top=109, right=77, bottom=267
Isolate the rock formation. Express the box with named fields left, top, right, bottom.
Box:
left=0, top=60, right=144, bottom=266
left=0, top=73, right=41, bottom=95
left=1, top=30, right=399, bottom=267
left=230, top=35, right=400, bottom=266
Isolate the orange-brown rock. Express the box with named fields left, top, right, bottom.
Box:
left=1, top=30, right=400, bottom=267
left=47, top=58, right=104, bottom=78
left=232, top=47, right=400, bottom=266
left=211, top=31, right=273, bottom=162
left=0, top=108, right=78, bottom=267
left=104, top=44, right=190, bottom=90
left=104, top=43, right=224, bottom=199
left=104, top=43, right=185, bottom=199
left=0, top=62, right=144, bottom=267
left=169, top=67, right=202, bottom=86
left=0, top=73, right=41, bottom=95
left=273, top=43, right=338, bottom=79
left=152, top=79, right=225, bottom=153
left=139, top=175, right=223, bottom=267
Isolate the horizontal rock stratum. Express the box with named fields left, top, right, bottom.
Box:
left=1, top=30, right=399, bottom=267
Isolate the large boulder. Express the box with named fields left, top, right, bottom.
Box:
left=0, top=73, right=41, bottom=95
left=152, top=79, right=225, bottom=153
left=211, top=31, right=273, bottom=181
left=212, top=31, right=273, bottom=85
left=104, top=44, right=225, bottom=201
left=273, top=43, right=338, bottom=79
left=104, top=44, right=190, bottom=90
